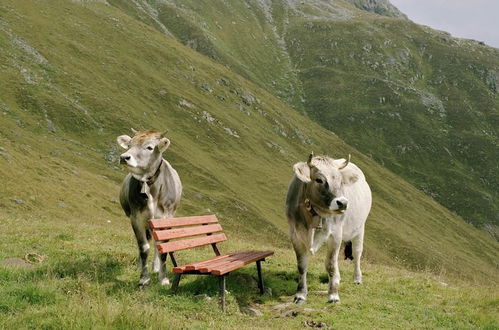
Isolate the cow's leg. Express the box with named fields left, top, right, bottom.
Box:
left=157, top=251, right=169, bottom=286
left=153, top=248, right=169, bottom=285
left=131, top=215, right=150, bottom=288
left=292, top=239, right=308, bottom=304
left=351, top=230, right=364, bottom=284
left=325, top=233, right=342, bottom=303
left=153, top=210, right=171, bottom=286
left=152, top=247, right=161, bottom=273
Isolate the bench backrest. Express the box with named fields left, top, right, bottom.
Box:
left=148, top=215, right=226, bottom=254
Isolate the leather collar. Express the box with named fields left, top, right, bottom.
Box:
left=146, top=160, right=163, bottom=186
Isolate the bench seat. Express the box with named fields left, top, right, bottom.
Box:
left=173, top=250, right=274, bottom=275
left=148, top=214, right=273, bottom=311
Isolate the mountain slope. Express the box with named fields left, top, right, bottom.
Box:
left=114, top=0, right=499, bottom=234
left=0, top=0, right=497, bottom=287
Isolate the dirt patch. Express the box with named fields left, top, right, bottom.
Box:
left=3, top=258, right=33, bottom=267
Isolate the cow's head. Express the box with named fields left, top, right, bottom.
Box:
left=293, top=153, right=359, bottom=216
left=117, top=129, right=170, bottom=180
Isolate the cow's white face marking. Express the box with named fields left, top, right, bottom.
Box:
left=117, top=131, right=170, bottom=181
left=294, top=156, right=359, bottom=216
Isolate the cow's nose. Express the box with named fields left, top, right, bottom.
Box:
left=336, top=199, right=347, bottom=210
left=120, top=155, right=131, bottom=164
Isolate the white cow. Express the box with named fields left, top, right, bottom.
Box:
left=285, top=153, right=371, bottom=304
left=117, top=129, right=182, bottom=288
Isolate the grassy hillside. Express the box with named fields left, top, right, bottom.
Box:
left=0, top=0, right=498, bottom=327
left=116, top=0, right=499, bottom=234
left=285, top=13, right=499, bottom=233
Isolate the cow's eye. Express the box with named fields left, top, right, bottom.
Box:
left=315, top=178, right=323, bottom=184
left=146, top=146, right=154, bottom=151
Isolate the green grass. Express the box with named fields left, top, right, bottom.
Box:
left=1, top=216, right=497, bottom=329
left=0, top=0, right=498, bottom=327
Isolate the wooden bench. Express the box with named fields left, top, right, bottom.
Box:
left=148, top=214, right=273, bottom=310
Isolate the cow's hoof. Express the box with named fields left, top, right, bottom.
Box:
left=293, top=296, right=306, bottom=305
left=327, top=294, right=340, bottom=303
left=138, top=278, right=150, bottom=289
left=353, top=279, right=362, bottom=285
left=160, top=278, right=170, bottom=286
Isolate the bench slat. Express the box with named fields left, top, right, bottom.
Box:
left=198, top=251, right=256, bottom=273
left=211, top=251, right=274, bottom=275
left=149, top=215, right=218, bottom=229
left=156, top=233, right=227, bottom=253
left=173, top=254, right=231, bottom=273
left=153, top=224, right=223, bottom=241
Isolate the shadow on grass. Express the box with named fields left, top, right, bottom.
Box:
left=2, top=254, right=308, bottom=310
left=154, top=268, right=301, bottom=308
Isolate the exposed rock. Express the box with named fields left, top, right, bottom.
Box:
left=202, top=111, right=215, bottom=123
left=198, top=83, right=213, bottom=93
left=266, top=141, right=285, bottom=154
left=304, top=320, right=329, bottom=328
left=240, top=91, right=255, bottom=106
left=10, top=198, right=23, bottom=204
left=421, top=92, right=446, bottom=118
left=216, top=77, right=230, bottom=86
left=179, top=99, right=195, bottom=108
left=234, top=103, right=251, bottom=115
left=282, top=310, right=299, bottom=317
left=224, top=127, right=240, bottom=138
left=271, top=302, right=292, bottom=310
left=240, top=306, right=263, bottom=317
left=104, top=146, right=120, bottom=164
left=343, top=0, right=407, bottom=18
left=46, top=119, right=56, bottom=133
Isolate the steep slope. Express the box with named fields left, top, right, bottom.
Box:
left=344, top=0, right=407, bottom=18
left=112, top=0, right=499, bottom=235
left=284, top=11, right=499, bottom=234
left=0, top=0, right=497, bottom=286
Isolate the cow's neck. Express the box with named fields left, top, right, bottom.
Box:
left=138, top=160, right=163, bottom=195
left=139, top=160, right=163, bottom=219
left=145, top=160, right=163, bottom=186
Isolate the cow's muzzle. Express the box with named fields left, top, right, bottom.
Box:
left=331, top=197, right=348, bottom=213
left=120, top=154, right=131, bottom=165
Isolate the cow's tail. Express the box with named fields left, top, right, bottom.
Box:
left=344, top=241, right=353, bottom=260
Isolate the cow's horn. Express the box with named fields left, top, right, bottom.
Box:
left=160, top=130, right=169, bottom=138
left=338, top=154, right=351, bottom=169
left=131, top=128, right=138, bottom=134
left=307, top=152, right=314, bottom=168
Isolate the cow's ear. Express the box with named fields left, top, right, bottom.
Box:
left=117, top=135, right=132, bottom=149
left=341, top=167, right=359, bottom=185
left=293, top=162, right=311, bottom=183
left=157, top=137, right=170, bottom=152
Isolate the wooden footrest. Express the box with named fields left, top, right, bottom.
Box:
left=173, top=250, right=273, bottom=275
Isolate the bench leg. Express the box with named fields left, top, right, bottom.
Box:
left=256, top=260, right=265, bottom=294
left=219, top=275, right=226, bottom=312
left=171, top=273, right=181, bottom=293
